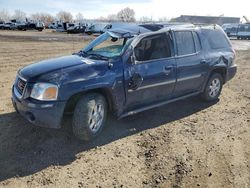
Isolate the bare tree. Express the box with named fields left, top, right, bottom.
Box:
left=30, top=13, right=40, bottom=21
left=0, top=9, right=11, bottom=21
left=107, top=14, right=118, bottom=22
left=75, top=12, right=84, bottom=22
left=56, top=11, right=73, bottom=22
left=42, top=14, right=55, bottom=26
left=96, top=16, right=106, bottom=21
left=31, top=13, right=54, bottom=26
left=12, top=9, right=26, bottom=21
left=139, top=16, right=153, bottom=23
left=117, top=7, right=135, bottom=22
left=158, top=17, right=169, bottom=22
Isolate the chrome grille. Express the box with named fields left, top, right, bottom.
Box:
left=15, top=77, right=26, bottom=96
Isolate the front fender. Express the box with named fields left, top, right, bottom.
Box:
left=60, top=74, right=116, bottom=101
left=61, top=79, right=125, bottom=116
left=58, top=62, right=125, bottom=116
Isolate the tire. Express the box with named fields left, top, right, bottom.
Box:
left=72, top=93, right=107, bottom=141
left=201, top=73, right=223, bottom=101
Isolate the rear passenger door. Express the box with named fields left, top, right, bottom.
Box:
left=173, top=31, right=208, bottom=97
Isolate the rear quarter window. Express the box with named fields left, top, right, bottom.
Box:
left=204, top=29, right=230, bottom=49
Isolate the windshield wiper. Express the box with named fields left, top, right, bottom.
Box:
left=73, top=50, right=109, bottom=60
left=79, top=50, right=88, bottom=56
left=73, top=50, right=88, bottom=57
left=87, top=53, right=109, bottom=60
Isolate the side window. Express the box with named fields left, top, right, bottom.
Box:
left=246, top=25, right=250, bottom=32
left=192, top=32, right=201, bottom=52
left=239, top=25, right=250, bottom=32
left=175, top=31, right=195, bottom=56
left=134, top=34, right=171, bottom=62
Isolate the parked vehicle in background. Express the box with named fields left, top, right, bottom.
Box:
left=55, top=22, right=74, bottom=32
left=67, top=23, right=76, bottom=29
left=0, top=21, right=5, bottom=29
left=222, top=23, right=250, bottom=40
left=102, top=22, right=137, bottom=33
left=67, top=25, right=86, bottom=34
left=222, top=23, right=239, bottom=37
left=237, top=23, right=250, bottom=39
left=2, top=22, right=15, bottom=30
left=55, top=23, right=65, bottom=32
left=48, top=22, right=58, bottom=29
left=12, top=24, right=237, bottom=141
left=35, top=21, right=45, bottom=31
left=85, top=23, right=111, bottom=35
left=48, top=21, right=65, bottom=31
left=17, top=21, right=44, bottom=31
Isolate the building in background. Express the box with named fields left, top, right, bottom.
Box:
left=171, top=15, right=240, bottom=25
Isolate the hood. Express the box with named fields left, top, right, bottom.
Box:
left=19, top=55, right=97, bottom=81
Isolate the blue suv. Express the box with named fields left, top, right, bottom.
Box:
left=12, top=24, right=237, bottom=140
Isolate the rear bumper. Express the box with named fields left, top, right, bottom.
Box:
left=226, top=64, right=237, bottom=82
left=12, top=87, right=66, bottom=129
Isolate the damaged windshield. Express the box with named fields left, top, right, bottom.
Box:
left=79, top=32, right=133, bottom=59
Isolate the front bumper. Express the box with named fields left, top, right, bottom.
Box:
left=226, top=64, right=237, bottom=82
left=12, top=87, right=66, bottom=129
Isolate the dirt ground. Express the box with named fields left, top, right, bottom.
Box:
left=0, top=30, right=249, bottom=188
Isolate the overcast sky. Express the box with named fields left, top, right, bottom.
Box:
left=0, top=0, right=250, bottom=20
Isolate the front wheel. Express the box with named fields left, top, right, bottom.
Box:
left=72, top=93, right=107, bottom=141
left=201, top=73, right=223, bottom=101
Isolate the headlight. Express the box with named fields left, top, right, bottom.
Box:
left=30, top=83, right=58, bottom=101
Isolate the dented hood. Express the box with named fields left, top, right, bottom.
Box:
left=19, top=55, right=97, bottom=81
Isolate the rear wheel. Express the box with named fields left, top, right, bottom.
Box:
left=201, top=73, right=223, bottom=101
left=72, top=93, right=107, bottom=141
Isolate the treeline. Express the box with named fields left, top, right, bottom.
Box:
left=0, top=7, right=170, bottom=26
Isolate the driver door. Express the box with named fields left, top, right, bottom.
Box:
left=124, top=33, right=176, bottom=110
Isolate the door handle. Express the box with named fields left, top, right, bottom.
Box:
left=200, top=60, right=207, bottom=64
left=163, top=66, right=173, bottom=75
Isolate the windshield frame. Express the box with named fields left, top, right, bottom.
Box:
left=81, top=31, right=135, bottom=59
